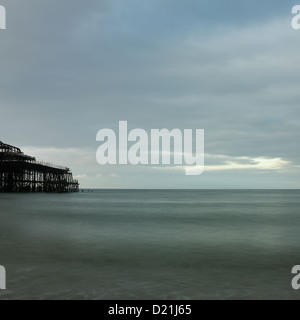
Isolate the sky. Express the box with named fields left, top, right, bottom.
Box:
left=1, top=0, right=300, bottom=189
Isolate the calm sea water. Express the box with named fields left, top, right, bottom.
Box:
left=0, top=190, right=300, bottom=300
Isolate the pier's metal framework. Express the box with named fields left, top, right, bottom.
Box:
left=0, top=141, right=79, bottom=193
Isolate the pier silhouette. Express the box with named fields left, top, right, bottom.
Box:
left=0, top=141, right=79, bottom=193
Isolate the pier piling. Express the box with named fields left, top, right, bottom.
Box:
left=0, top=141, right=79, bottom=193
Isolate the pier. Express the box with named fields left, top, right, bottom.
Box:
left=0, top=141, right=79, bottom=193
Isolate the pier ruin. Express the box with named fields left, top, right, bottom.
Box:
left=0, top=141, right=79, bottom=193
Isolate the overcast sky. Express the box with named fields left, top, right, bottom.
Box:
left=1, top=0, right=300, bottom=188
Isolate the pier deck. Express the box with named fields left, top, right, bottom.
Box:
left=0, top=141, right=79, bottom=193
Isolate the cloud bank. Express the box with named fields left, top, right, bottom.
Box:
left=1, top=0, right=299, bottom=188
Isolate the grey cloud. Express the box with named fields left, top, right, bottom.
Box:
left=1, top=0, right=299, bottom=188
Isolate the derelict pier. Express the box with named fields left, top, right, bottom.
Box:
left=0, top=141, right=79, bottom=193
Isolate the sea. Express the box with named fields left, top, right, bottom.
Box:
left=0, top=189, right=300, bottom=300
